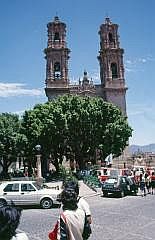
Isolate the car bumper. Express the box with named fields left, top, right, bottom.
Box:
left=102, top=188, right=121, bottom=194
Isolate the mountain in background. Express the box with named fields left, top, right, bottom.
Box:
left=129, top=144, right=155, bottom=154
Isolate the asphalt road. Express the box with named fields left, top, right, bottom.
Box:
left=19, top=184, right=155, bottom=240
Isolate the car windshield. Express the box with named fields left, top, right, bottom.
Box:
left=106, top=178, right=117, bottom=184
left=33, top=182, right=43, bottom=190
left=110, top=169, right=119, bottom=177
left=127, top=177, right=134, bottom=184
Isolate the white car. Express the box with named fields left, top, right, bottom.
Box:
left=0, top=180, right=62, bottom=209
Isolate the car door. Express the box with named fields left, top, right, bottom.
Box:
left=20, top=183, right=38, bottom=206
left=3, top=183, right=20, bottom=205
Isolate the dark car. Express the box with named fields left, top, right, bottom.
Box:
left=101, top=175, right=138, bottom=197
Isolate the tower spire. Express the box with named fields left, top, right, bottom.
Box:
left=54, top=15, right=59, bottom=22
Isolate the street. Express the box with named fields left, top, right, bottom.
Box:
left=19, top=183, right=155, bottom=240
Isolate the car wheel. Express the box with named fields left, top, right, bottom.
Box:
left=120, top=190, right=125, bottom=198
left=102, top=191, right=108, bottom=197
left=134, top=189, right=138, bottom=195
left=0, top=199, right=7, bottom=207
left=40, top=198, right=53, bottom=209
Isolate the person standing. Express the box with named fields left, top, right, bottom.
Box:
left=151, top=172, right=155, bottom=195
left=139, top=173, right=146, bottom=197
left=49, top=188, right=91, bottom=240
left=62, top=180, right=92, bottom=224
left=145, top=174, right=151, bottom=194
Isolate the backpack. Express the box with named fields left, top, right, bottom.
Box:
left=82, top=214, right=92, bottom=240
left=48, top=221, right=58, bottom=240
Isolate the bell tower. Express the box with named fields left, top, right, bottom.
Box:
left=98, top=17, right=127, bottom=114
left=44, top=16, right=70, bottom=100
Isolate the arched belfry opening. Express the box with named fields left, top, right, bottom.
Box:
left=54, top=62, right=61, bottom=79
left=54, top=32, right=60, bottom=41
left=109, top=32, right=114, bottom=43
left=111, top=63, right=118, bottom=79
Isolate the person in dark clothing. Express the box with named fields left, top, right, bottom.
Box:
left=0, top=203, right=28, bottom=240
left=139, top=173, right=146, bottom=197
left=151, top=172, right=155, bottom=195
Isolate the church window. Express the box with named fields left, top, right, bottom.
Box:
left=111, top=63, right=118, bottom=79
left=54, top=62, right=61, bottom=79
left=109, top=32, right=113, bottom=43
left=54, top=62, right=60, bottom=71
left=54, top=32, right=60, bottom=41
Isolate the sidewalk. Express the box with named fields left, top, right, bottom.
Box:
left=78, top=180, right=102, bottom=197
left=45, top=180, right=101, bottom=197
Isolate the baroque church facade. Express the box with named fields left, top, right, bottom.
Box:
left=44, top=16, right=127, bottom=115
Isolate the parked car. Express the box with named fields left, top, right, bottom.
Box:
left=101, top=175, right=138, bottom=197
left=126, top=176, right=139, bottom=195
left=0, top=181, right=62, bottom=209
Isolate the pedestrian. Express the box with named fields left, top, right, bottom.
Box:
left=151, top=172, right=155, bottom=195
left=62, top=179, right=92, bottom=224
left=48, top=187, right=91, bottom=240
left=145, top=174, right=151, bottom=194
left=139, top=173, right=146, bottom=197
left=0, top=202, right=29, bottom=240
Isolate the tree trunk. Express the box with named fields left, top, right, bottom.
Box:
left=42, top=155, right=49, bottom=178
left=75, top=151, right=85, bottom=170
left=0, top=156, right=10, bottom=179
left=54, top=158, right=59, bottom=173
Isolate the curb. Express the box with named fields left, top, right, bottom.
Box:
left=83, top=181, right=100, bottom=193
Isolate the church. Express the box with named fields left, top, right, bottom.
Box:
left=44, top=16, right=127, bottom=115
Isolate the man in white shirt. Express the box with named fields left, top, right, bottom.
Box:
left=62, top=180, right=92, bottom=224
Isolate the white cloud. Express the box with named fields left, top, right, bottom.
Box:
left=0, top=82, right=44, bottom=97
left=91, top=72, right=100, bottom=83
left=146, top=55, right=155, bottom=61
left=128, top=103, right=155, bottom=145
left=126, top=60, right=132, bottom=64
left=125, top=67, right=135, bottom=73
left=138, top=58, right=147, bottom=63
left=127, top=103, right=155, bottom=119
left=126, top=56, right=150, bottom=65
left=128, top=109, right=144, bottom=116
left=125, top=55, right=155, bottom=73
left=12, top=110, right=25, bottom=116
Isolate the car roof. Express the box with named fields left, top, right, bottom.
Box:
left=107, top=175, right=127, bottom=179
left=1, top=181, right=35, bottom=184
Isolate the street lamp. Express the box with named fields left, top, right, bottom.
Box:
left=35, top=144, right=42, bottom=183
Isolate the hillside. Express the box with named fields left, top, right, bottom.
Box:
left=129, top=144, right=155, bottom=154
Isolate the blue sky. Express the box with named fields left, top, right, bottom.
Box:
left=0, top=0, right=155, bottom=146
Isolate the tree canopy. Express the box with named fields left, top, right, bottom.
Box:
left=21, top=95, right=132, bottom=172
left=0, top=113, right=27, bottom=178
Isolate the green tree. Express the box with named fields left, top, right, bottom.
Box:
left=22, top=102, right=67, bottom=174
left=21, top=95, right=132, bottom=172
left=0, top=113, right=27, bottom=178
left=56, top=95, right=132, bottom=168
